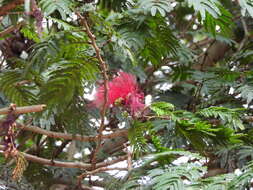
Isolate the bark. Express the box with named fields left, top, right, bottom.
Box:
left=0, top=0, right=24, bottom=16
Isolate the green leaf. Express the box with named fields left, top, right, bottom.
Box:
left=20, top=26, right=40, bottom=43
left=138, top=0, right=173, bottom=17
left=237, top=84, right=253, bottom=105
left=151, top=101, right=175, bottom=116
left=238, top=0, right=253, bottom=17
left=197, top=107, right=245, bottom=130
left=0, top=70, right=37, bottom=106
left=39, top=0, right=74, bottom=19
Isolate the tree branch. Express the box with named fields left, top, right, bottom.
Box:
left=16, top=123, right=128, bottom=142
left=78, top=167, right=128, bottom=186
left=96, top=155, right=127, bottom=168
left=0, top=145, right=92, bottom=169
left=76, top=12, right=109, bottom=169
left=237, top=17, right=249, bottom=52
left=0, top=145, right=127, bottom=170
left=0, top=0, right=24, bottom=16
left=0, top=104, right=46, bottom=115
left=0, top=21, right=25, bottom=38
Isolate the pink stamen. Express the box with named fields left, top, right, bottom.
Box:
left=92, top=72, right=145, bottom=116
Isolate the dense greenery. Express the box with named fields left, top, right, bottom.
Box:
left=0, top=0, right=253, bottom=189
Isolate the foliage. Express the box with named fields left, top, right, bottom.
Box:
left=0, top=0, right=253, bottom=189
left=197, top=106, right=245, bottom=130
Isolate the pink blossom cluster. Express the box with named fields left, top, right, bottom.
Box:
left=92, top=72, right=145, bottom=116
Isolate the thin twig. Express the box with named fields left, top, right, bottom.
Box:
left=14, top=80, right=31, bottom=87
left=237, top=17, right=249, bottom=52
left=189, top=38, right=214, bottom=50
left=101, top=39, right=112, bottom=47
left=78, top=167, right=128, bottom=186
left=181, top=14, right=197, bottom=38
left=16, top=123, right=128, bottom=142
left=0, top=21, right=25, bottom=38
left=0, top=0, right=24, bottom=16
left=0, top=145, right=91, bottom=169
left=3, top=11, right=24, bottom=15
left=96, top=155, right=128, bottom=168
left=143, top=115, right=171, bottom=120
left=7, top=136, right=48, bottom=167
left=0, top=145, right=127, bottom=170
left=76, top=12, right=109, bottom=169
left=0, top=104, right=46, bottom=115
left=124, top=144, right=132, bottom=171
left=0, top=56, right=5, bottom=70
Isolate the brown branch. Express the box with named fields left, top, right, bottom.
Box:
left=2, top=11, right=24, bottom=15
left=101, top=39, right=112, bottom=47
left=7, top=136, right=48, bottom=167
left=189, top=38, right=214, bottom=50
left=237, top=17, right=249, bottom=52
left=16, top=123, right=128, bottom=142
left=0, top=145, right=92, bottom=169
left=180, top=14, right=197, bottom=38
left=0, top=104, right=46, bottom=115
left=126, top=147, right=132, bottom=171
left=0, top=145, right=127, bottom=170
left=0, top=21, right=25, bottom=38
left=207, top=116, right=253, bottom=126
left=76, top=12, right=109, bottom=169
left=0, top=0, right=24, bottom=16
left=78, top=167, right=128, bottom=186
left=96, top=136, right=128, bottom=162
left=96, top=155, right=127, bottom=168
left=14, top=80, right=31, bottom=87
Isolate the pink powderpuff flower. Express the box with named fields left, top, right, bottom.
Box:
left=92, top=72, right=145, bottom=116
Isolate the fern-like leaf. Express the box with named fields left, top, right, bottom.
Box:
left=197, top=107, right=245, bottom=130
left=0, top=70, right=37, bottom=106
left=137, top=0, right=174, bottom=17
left=150, top=101, right=175, bottom=116
left=39, top=59, right=98, bottom=111
left=39, top=0, right=74, bottom=19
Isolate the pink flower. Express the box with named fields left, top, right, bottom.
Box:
left=92, top=72, right=145, bottom=116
